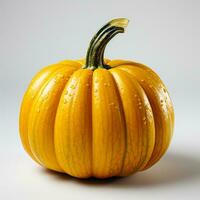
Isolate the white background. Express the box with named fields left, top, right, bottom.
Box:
left=1, top=0, right=200, bottom=199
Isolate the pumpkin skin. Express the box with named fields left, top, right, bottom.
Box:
left=19, top=19, right=174, bottom=179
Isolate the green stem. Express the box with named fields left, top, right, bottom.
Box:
left=84, top=18, right=129, bottom=70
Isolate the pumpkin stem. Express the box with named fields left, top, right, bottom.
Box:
left=84, top=18, right=129, bottom=70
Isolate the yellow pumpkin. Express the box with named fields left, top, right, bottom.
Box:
left=19, top=18, right=174, bottom=178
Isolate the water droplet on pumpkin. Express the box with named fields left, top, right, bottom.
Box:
left=85, top=83, right=89, bottom=87
left=70, top=85, right=75, bottom=89
left=139, top=106, right=142, bottom=110
left=141, top=79, right=144, bottom=82
left=134, top=94, right=137, bottom=98
left=54, top=78, right=59, bottom=83
left=149, top=84, right=153, bottom=88
left=109, top=102, right=114, bottom=106
left=144, top=121, right=147, bottom=125
left=143, top=117, right=146, bottom=121
left=114, top=105, right=119, bottom=110
left=138, top=102, right=142, bottom=105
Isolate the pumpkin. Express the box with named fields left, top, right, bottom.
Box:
left=19, top=18, right=174, bottom=179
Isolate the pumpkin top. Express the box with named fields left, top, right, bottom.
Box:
left=84, top=18, right=129, bottom=70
